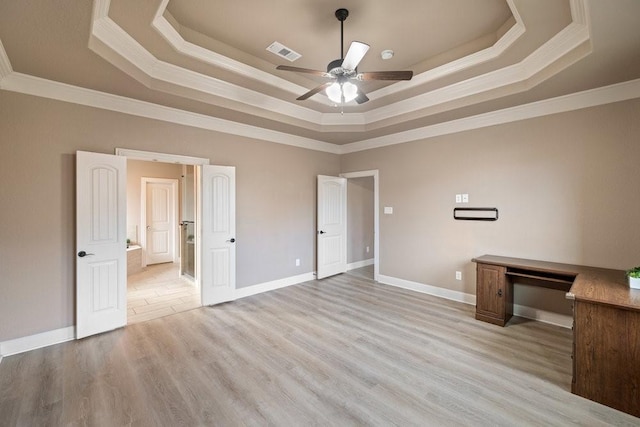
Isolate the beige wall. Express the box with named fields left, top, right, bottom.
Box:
left=342, top=98, right=640, bottom=317
left=0, top=92, right=339, bottom=341
left=347, top=177, right=374, bottom=264
left=126, top=160, right=183, bottom=246
left=2, top=90, right=639, bottom=343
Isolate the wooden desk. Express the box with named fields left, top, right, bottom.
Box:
left=472, top=254, right=640, bottom=418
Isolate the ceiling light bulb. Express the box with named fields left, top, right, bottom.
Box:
left=326, top=81, right=358, bottom=104
left=326, top=82, right=342, bottom=103
left=381, top=49, right=394, bottom=60
left=342, top=81, right=358, bottom=103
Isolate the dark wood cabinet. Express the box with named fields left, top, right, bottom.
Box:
left=475, top=263, right=512, bottom=326
left=571, top=290, right=640, bottom=417
left=472, top=254, right=640, bottom=418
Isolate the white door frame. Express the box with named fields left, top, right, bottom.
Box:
left=340, top=170, right=380, bottom=282
left=140, top=177, right=179, bottom=267
left=115, top=148, right=210, bottom=295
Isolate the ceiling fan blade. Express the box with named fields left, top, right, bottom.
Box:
left=296, top=82, right=334, bottom=101
left=341, top=41, right=370, bottom=71
left=358, top=70, right=414, bottom=81
left=276, top=65, right=331, bottom=78
left=354, top=90, right=369, bottom=104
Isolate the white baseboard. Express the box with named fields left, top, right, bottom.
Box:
left=0, top=326, right=76, bottom=360
left=377, top=274, right=572, bottom=329
left=234, top=272, right=315, bottom=299
left=378, top=274, right=477, bottom=305
left=347, top=258, right=374, bottom=271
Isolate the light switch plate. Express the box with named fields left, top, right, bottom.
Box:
left=462, top=194, right=469, bottom=203
left=384, top=206, right=393, bottom=214
left=455, top=194, right=462, bottom=203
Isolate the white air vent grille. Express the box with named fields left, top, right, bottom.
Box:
left=266, top=41, right=301, bottom=62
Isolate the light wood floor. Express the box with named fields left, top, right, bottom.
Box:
left=127, top=262, right=200, bottom=324
left=1, top=271, right=637, bottom=426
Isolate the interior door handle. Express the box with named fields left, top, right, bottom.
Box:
left=318, top=230, right=326, bottom=234
left=497, top=289, right=503, bottom=297
left=226, top=238, right=236, bottom=243
left=77, top=251, right=94, bottom=258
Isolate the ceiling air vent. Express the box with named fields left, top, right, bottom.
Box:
left=266, top=41, right=301, bottom=62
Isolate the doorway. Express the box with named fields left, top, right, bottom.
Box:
left=341, top=170, right=379, bottom=282
left=126, top=160, right=198, bottom=324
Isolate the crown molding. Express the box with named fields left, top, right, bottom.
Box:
left=361, top=15, right=590, bottom=124
left=0, top=39, right=12, bottom=82
left=366, top=0, right=526, bottom=101
left=3, top=63, right=638, bottom=157
left=90, top=0, right=592, bottom=130
left=90, top=12, right=326, bottom=127
left=0, top=72, right=342, bottom=154
left=340, top=78, right=640, bottom=154
left=151, top=0, right=309, bottom=98
left=150, top=0, right=525, bottom=105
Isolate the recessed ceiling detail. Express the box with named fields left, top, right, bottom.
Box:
left=6, top=0, right=639, bottom=150
left=88, top=0, right=590, bottom=139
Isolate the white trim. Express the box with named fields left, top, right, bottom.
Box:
left=378, top=274, right=572, bottom=328
left=151, top=1, right=309, bottom=98
left=347, top=258, right=374, bottom=271
left=378, top=274, right=477, bottom=305
left=90, top=6, right=325, bottom=124
left=88, top=0, right=592, bottom=128
left=0, top=39, right=12, bottom=81
left=0, top=73, right=341, bottom=154
left=0, top=326, right=75, bottom=358
left=116, top=148, right=210, bottom=165
left=149, top=0, right=526, bottom=106
left=341, top=77, right=640, bottom=154
left=367, top=0, right=525, bottom=102
left=2, top=71, right=639, bottom=156
left=340, top=170, right=380, bottom=281
left=234, top=272, right=315, bottom=299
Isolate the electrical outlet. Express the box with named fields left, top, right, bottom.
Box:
left=455, top=271, right=462, bottom=280
left=295, top=258, right=300, bottom=267
left=455, top=194, right=462, bottom=203
left=366, top=246, right=370, bottom=253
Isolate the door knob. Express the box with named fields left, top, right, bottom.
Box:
left=77, top=251, right=94, bottom=258
left=497, top=289, right=503, bottom=297
left=318, top=230, right=326, bottom=234
left=226, top=238, right=236, bottom=243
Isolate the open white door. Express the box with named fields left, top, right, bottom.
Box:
left=76, top=151, right=127, bottom=339
left=317, top=175, right=347, bottom=279
left=201, top=165, right=236, bottom=305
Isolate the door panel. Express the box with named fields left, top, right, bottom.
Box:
left=145, top=181, right=176, bottom=265
left=76, top=151, right=127, bottom=339
left=317, top=175, right=347, bottom=279
left=201, top=165, right=236, bottom=305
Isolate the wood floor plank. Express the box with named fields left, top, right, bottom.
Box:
left=1, top=269, right=638, bottom=426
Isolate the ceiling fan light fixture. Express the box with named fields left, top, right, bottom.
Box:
left=326, top=81, right=358, bottom=104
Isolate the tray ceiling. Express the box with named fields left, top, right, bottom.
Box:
left=1, top=0, right=640, bottom=150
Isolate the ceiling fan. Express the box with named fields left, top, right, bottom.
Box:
left=276, top=8, right=413, bottom=105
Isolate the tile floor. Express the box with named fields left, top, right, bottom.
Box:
left=127, top=263, right=373, bottom=324
left=127, top=262, right=200, bottom=324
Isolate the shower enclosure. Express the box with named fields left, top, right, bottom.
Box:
left=180, top=221, right=195, bottom=278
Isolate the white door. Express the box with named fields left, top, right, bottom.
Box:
left=143, top=179, right=177, bottom=265
left=317, top=175, right=347, bottom=279
left=201, top=165, right=236, bottom=305
left=76, top=151, right=127, bottom=339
